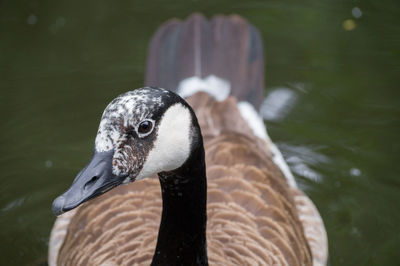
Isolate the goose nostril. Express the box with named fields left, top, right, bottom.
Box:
left=84, top=176, right=99, bottom=190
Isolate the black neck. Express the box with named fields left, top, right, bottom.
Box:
left=151, top=137, right=208, bottom=266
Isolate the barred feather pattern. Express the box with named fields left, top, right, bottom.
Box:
left=50, top=93, right=327, bottom=266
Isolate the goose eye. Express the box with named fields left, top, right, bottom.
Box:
left=137, top=120, right=154, bottom=136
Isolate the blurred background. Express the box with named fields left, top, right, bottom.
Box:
left=1, top=0, right=399, bottom=265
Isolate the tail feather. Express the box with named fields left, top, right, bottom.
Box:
left=145, top=13, right=265, bottom=109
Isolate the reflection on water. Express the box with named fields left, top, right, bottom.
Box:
left=351, top=7, right=362, bottom=19
left=349, top=167, right=361, bottom=177
left=1, top=198, right=26, bottom=214
left=260, top=88, right=297, bottom=121
left=1, top=0, right=400, bottom=265
left=280, top=144, right=330, bottom=183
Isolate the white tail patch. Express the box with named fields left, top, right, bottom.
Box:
left=178, top=75, right=230, bottom=101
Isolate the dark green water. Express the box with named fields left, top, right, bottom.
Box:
left=1, top=1, right=399, bottom=265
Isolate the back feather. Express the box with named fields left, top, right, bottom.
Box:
left=48, top=13, right=328, bottom=266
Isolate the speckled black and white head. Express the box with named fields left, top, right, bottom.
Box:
left=52, top=87, right=201, bottom=215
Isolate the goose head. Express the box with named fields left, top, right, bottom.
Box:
left=52, top=87, right=200, bottom=216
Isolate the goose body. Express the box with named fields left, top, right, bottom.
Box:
left=49, top=14, right=327, bottom=266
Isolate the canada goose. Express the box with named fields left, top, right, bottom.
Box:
left=49, top=14, right=328, bottom=266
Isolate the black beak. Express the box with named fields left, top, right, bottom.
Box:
left=52, top=149, right=128, bottom=216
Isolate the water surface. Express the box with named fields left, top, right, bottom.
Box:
left=1, top=1, right=399, bottom=265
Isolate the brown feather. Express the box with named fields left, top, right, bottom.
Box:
left=50, top=93, right=324, bottom=266
left=49, top=13, right=327, bottom=266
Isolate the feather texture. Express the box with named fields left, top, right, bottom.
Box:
left=50, top=93, right=327, bottom=266
left=146, top=13, right=264, bottom=109
left=49, top=13, right=327, bottom=266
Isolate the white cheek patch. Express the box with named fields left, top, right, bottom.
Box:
left=136, top=103, right=192, bottom=180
